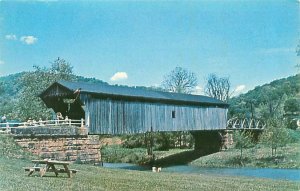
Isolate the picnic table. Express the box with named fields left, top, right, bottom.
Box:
left=24, top=159, right=78, bottom=178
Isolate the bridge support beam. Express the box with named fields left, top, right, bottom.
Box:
left=191, top=131, right=222, bottom=154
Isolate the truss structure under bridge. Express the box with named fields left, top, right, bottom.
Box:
left=226, top=117, right=266, bottom=130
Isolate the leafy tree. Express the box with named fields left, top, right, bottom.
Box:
left=233, top=130, right=253, bottom=159
left=0, top=81, right=4, bottom=95
left=161, top=67, right=197, bottom=94
left=257, top=85, right=287, bottom=119
left=15, top=58, right=74, bottom=121
left=284, top=98, right=300, bottom=113
left=284, top=98, right=300, bottom=129
left=50, top=57, right=74, bottom=81
left=204, top=73, right=231, bottom=102
left=259, top=118, right=291, bottom=157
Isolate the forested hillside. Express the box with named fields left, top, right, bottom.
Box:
left=229, top=74, right=300, bottom=128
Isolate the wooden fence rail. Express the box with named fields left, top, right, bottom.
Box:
left=0, top=118, right=85, bottom=134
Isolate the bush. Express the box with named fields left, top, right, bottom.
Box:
left=286, top=128, right=300, bottom=143
left=122, top=134, right=146, bottom=149
left=101, top=145, right=150, bottom=164
left=233, top=130, right=254, bottom=159
left=259, top=118, right=291, bottom=156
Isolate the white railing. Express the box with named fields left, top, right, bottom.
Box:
left=0, top=118, right=85, bottom=133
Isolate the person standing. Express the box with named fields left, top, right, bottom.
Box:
left=1, top=114, right=6, bottom=123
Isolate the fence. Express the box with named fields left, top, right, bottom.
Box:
left=0, top=118, right=85, bottom=134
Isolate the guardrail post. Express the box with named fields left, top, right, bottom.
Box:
left=6, top=122, right=9, bottom=133
left=81, top=118, right=84, bottom=127
left=69, top=119, right=71, bottom=126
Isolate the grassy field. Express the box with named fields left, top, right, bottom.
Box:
left=0, top=134, right=299, bottom=191
left=1, top=157, right=300, bottom=191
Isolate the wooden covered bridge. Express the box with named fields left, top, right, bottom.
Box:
left=40, top=81, right=229, bottom=153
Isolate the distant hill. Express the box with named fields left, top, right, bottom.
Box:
left=0, top=72, right=108, bottom=96
left=0, top=72, right=164, bottom=102
left=229, top=74, right=300, bottom=121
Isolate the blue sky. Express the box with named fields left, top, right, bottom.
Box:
left=0, top=0, right=299, bottom=95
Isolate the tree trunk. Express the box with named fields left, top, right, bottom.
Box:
left=240, top=147, right=243, bottom=159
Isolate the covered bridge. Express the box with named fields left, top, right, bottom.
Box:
left=40, top=81, right=229, bottom=135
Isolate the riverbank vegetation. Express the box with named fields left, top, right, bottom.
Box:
left=191, top=142, right=300, bottom=169
left=101, top=144, right=191, bottom=164
left=101, top=128, right=300, bottom=168
left=0, top=134, right=299, bottom=191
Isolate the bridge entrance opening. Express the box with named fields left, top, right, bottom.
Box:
left=45, top=96, right=85, bottom=120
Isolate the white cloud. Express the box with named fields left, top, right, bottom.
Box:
left=110, top=72, right=128, bottom=81
left=234, top=84, right=246, bottom=94
left=193, top=85, right=204, bottom=95
left=231, top=85, right=247, bottom=97
left=5, top=34, right=17, bottom=40
left=0, top=60, right=4, bottom=65
left=20, top=36, right=38, bottom=45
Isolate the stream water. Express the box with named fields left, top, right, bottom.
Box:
left=103, top=163, right=300, bottom=181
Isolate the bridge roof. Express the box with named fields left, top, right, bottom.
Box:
left=42, top=81, right=229, bottom=107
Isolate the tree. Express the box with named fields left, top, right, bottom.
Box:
left=0, top=81, right=4, bottom=95
left=284, top=98, right=300, bottom=114
left=233, top=130, right=253, bottom=160
left=284, top=98, right=300, bottom=129
left=50, top=57, right=74, bottom=81
left=161, top=67, right=197, bottom=151
left=257, top=85, right=287, bottom=119
left=15, top=58, right=74, bottom=120
left=259, top=118, right=290, bottom=157
left=161, top=67, right=198, bottom=94
left=204, top=74, right=231, bottom=102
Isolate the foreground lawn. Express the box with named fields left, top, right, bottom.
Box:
left=0, top=134, right=299, bottom=191
left=0, top=157, right=299, bottom=191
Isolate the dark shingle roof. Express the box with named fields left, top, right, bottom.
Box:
left=56, top=81, right=229, bottom=107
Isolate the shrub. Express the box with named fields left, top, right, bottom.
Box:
left=233, top=130, right=254, bottom=159
left=259, top=118, right=291, bottom=157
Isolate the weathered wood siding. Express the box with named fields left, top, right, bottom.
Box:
left=84, top=97, right=227, bottom=135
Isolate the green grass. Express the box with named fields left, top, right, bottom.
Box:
left=1, top=156, right=300, bottom=191
left=0, top=134, right=299, bottom=191
left=191, top=142, right=300, bottom=169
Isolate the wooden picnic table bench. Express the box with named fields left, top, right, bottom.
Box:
left=24, top=159, right=78, bottom=178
